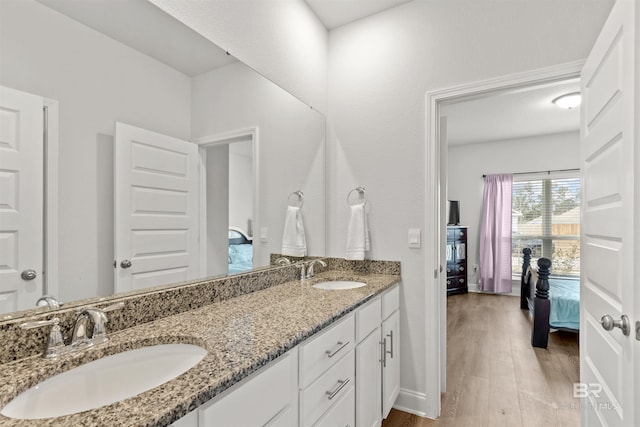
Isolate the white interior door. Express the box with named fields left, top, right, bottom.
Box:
left=0, top=86, right=43, bottom=313
left=114, top=122, right=199, bottom=292
left=579, top=1, right=637, bottom=426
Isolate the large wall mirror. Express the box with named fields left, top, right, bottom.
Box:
left=0, top=0, right=326, bottom=319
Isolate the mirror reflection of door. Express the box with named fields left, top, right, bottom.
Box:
left=0, top=86, right=44, bottom=312
left=114, top=122, right=200, bottom=293
left=112, top=123, right=256, bottom=292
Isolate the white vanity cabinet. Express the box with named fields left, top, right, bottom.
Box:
left=170, top=284, right=400, bottom=427
left=355, top=297, right=382, bottom=427
left=381, top=300, right=400, bottom=418
left=355, top=284, right=400, bottom=426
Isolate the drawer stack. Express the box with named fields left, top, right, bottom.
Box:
left=299, top=314, right=355, bottom=426
left=446, top=226, right=468, bottom=295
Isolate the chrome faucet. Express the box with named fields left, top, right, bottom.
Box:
left=72, top=302, right=124, bottom=347
left=36, top=295, right=62, bottom=309
left=306, top=259, right=327, bottom=279
left=275, top=257, right=292, bottom=265
left=20, top=302, right=125, bottom=358
left=72, top=308, right=108, bottom=347
left=20, top=317, right=66, bottom=358
left=296, top=263, right=307, bottom=280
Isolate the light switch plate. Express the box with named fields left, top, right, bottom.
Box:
left=408, top=228, right=421, bottom=248
left=260, top=227, right=268, bottom=243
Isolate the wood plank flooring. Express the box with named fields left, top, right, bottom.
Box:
left=382, top=292, right=580, bottom=427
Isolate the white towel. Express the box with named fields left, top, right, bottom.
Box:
left=346, top=202, right=370, bottom=260
left=281, top=206, right=307, bottom=257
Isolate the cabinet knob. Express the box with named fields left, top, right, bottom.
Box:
left=459, top=279, right=464, bottom=284
left=459, top=266, right=464, bottom=271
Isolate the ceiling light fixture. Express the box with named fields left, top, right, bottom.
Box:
left=552, top=92, right=581, bottom=109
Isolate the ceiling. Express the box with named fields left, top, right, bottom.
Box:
left=38, top=0, right=580, bottom=145
left=441, top=79, right=581, bottom=146
left=36, top=0, right=235, bottom=76
left=304, top=0, right=413, bottom=29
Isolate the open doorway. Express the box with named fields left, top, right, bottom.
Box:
left=424, top=61, right=585, bottom=417
left=438, top=77, right=582, bottom=423
left=195, top=128, right=258, bottom=278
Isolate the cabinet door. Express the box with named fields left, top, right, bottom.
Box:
left=382, top=310, right=400, bottom=419
left=355, top=327, right=381, bottom=427
left=446, top=243, right=455, bottom=263
left=455, top=242, right=466, bottom=261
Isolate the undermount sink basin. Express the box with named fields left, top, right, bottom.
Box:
left=1, top=343, right=207, bottom=420
left=312, top=280, right=367, bottom=290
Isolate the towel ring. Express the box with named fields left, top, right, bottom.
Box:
left=288, top=190, right=304, bottom=208
left=347, top=186, right=367, bottom=206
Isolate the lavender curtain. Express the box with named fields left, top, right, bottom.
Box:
left=479, top=174, right=513, bottom=293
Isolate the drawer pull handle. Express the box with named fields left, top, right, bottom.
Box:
left=386, top=330, right=394, bottom=359
left=380, top=339, right=387, bottom=367
left=326, top=378, right=350, bottom=400
left=326, top=340, right=350, bottom=358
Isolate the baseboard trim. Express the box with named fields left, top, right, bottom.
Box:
left=467, top=280, right=520, bottom=296
left=393, top=388, right=431, bottom=418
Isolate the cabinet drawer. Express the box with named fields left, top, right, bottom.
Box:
left=455, top=228, right=466, bottom=240
left=356, top=297, right=381, bottom=343
left=446, top=276, right=466, bottom=289
left=446, top=263, right=466, bottom=275
left=300, top=314, right=354, bottom=388
left=446, top=228, right=455, bottom=240
left=300, top=350, right=354, bottom=427
left=199, top=349, right=297, bottom=426
left=382, top=285, right=399, bottom=320
left=313, top=384, right=355, bottom=427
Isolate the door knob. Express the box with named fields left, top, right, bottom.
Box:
left=21, top=269, right=37, bottom=281
left=600, top=314, right=630, bottom=336
left=120, top=260, right=132, bottom=269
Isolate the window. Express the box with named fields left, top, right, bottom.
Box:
left=512, top=176, right=581, bottom=277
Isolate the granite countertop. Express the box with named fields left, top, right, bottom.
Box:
left=0, top=270, right=400, bottom=427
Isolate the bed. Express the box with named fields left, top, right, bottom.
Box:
left=520, top=248, right=580, bottom=348
left=228, top=227, right=253, bottom=274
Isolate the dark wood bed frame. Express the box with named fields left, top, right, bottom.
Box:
left=520, top=248, right=578, bottom=348
left=520, top=248, right=551, bottom=348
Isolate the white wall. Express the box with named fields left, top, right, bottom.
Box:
left=326, top=0, right=612, bottom=416
left=447, top=131, right=580, bottom=291
left=0, top=0, right=191, bottom=302
left=150, top=0, right=328, bottom=114
left=191, top=61, right=326, bottom=266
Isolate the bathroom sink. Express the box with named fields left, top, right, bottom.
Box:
left=1, top=343, right=207, bottom=420
left=312, top=280, right=367, bottom=290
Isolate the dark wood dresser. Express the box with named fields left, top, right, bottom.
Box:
left=446, top=226, right=468, bottom=295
